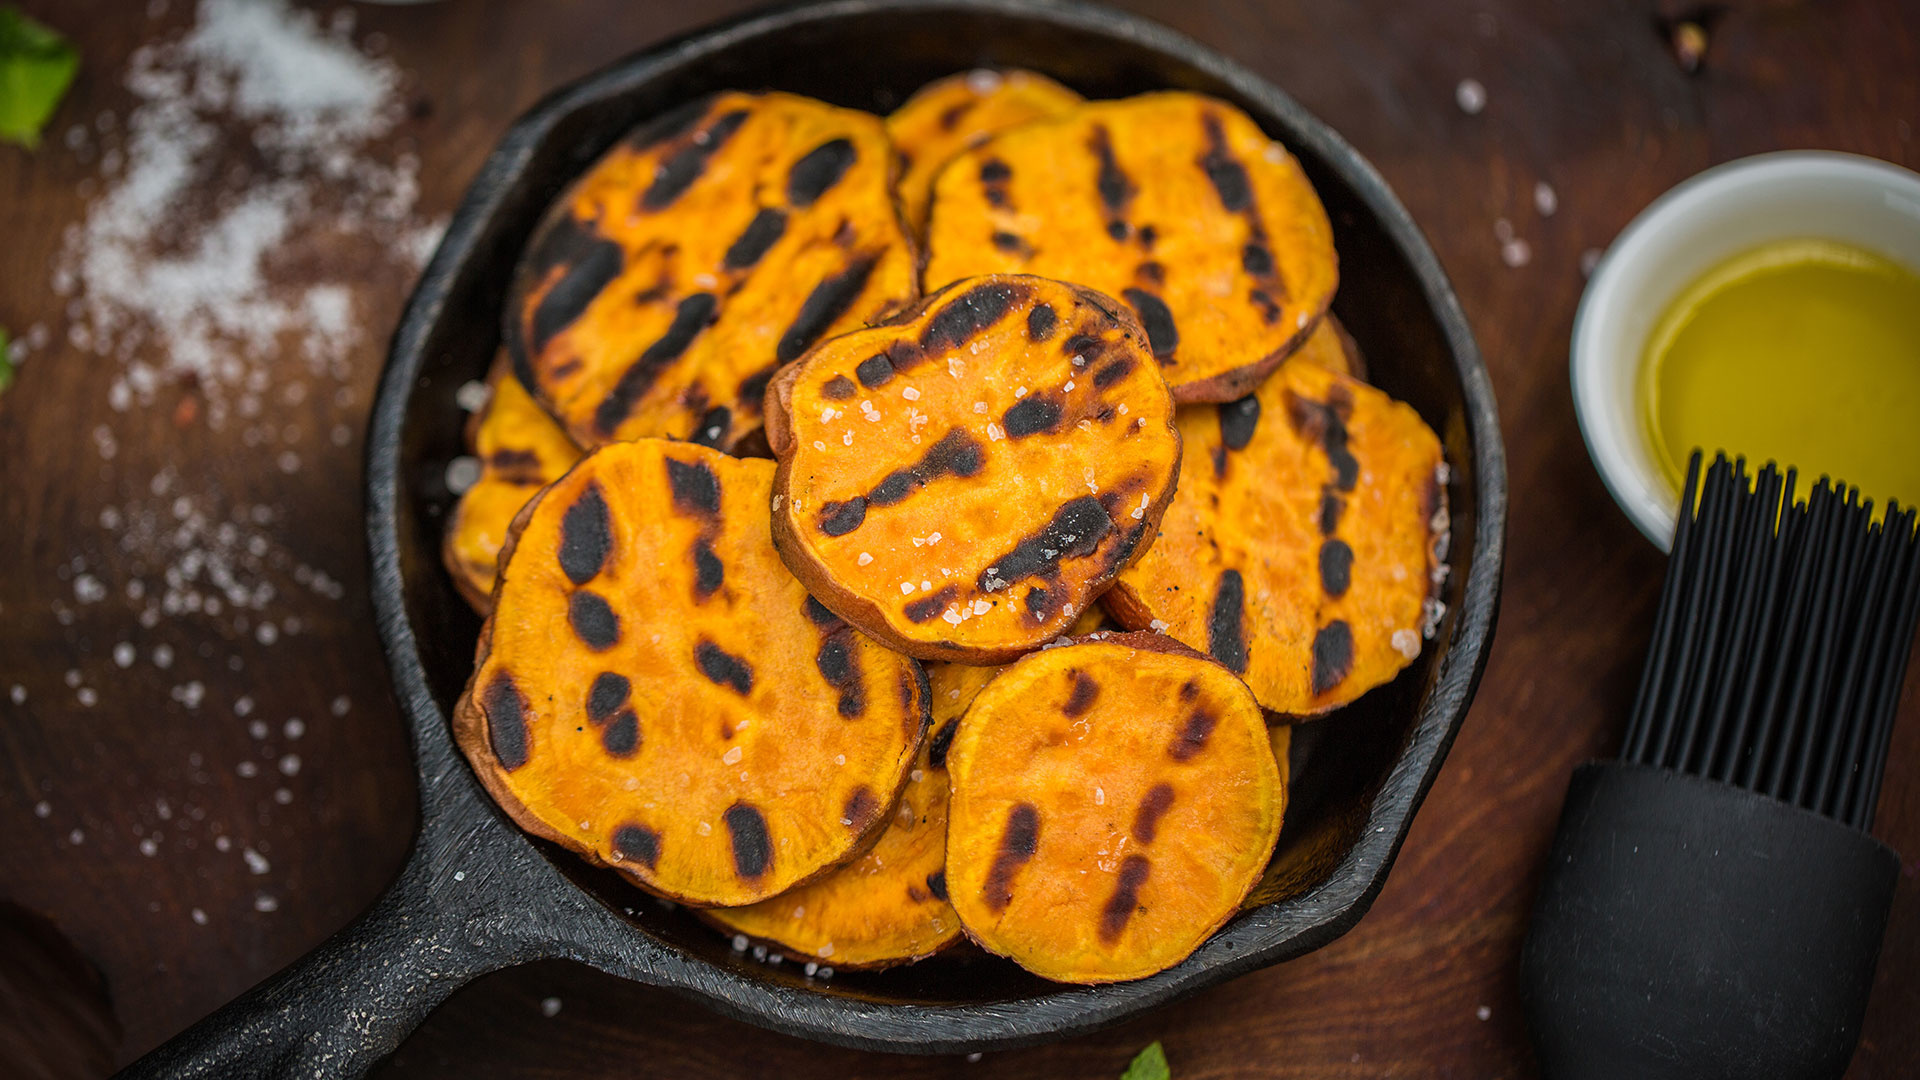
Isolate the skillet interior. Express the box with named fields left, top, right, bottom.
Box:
left=374, top=0, right=1502, bottom=1039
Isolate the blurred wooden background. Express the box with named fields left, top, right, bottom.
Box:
left=1, top=0, right=1915, bottom=1076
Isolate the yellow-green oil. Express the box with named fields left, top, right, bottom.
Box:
left=1641, top=238, right=1920, bottom=513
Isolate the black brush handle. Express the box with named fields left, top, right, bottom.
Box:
left=113, top=855, right=527, bottom=1080
left=1521, top=762, right=1898, bottom=1080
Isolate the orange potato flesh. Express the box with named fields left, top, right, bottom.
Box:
left=923, top=92, right=1338, bottom=404
left=887, top=69, right=1083, bottom=237
left=707, top=737, right=959, bottom=968
left=945, top=633, right=1281, bottom=983
left=507, top=92, right=918, bottom=453
left=442, top=366, right=583, bottom=612
left=1105, top=360, right=1447, bottom=717
left=766, top=274, right=1181, bottom=663
left=454, top=439, right=928, bottom=906
left=1291, top=315, right=1360, bottom=379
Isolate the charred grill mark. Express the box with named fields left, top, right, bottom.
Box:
left=818, top=496, right=867, bottom=537
left=692, top=538, right=725, bottom=599
left=1025, top=584, right=1057, bottom=621
left=1312, top=620, right=1355, bottom=696
left=525, top=213, right=610, bottom=280
left=1136, top=260, right=1165, bottom=286
left=1092, top=355, right=1136, bottom=389
left=1180, top=680, right=1199, bottom=702
left=601, top=712, right=640, bottom=757
left=737, top=364, right=778, bottom=409
left=665, top=457, right=721, bottom=517
left=593, top=292, right=718, bottom=437
left=1063, top=669, right=1100, bottom=718
left=483, top=671, right=530, bottom=770
left=787, top=138, right=857, bottom=207
left=990, top=231, right=1031, bottom=256
left=921, top=282, right=1021, bottom=354
left=905, top=585, right=960, bottom=623
left=841, top=785, right=880, bottom=831
left=489, top=448, right=543, bottom=475
left=815, top=634, right=866, bottom=717
left=821, top=374, right=857, bottom=400
left=777, top=254, right=879, bottom=364
left=1131, top=783, right=1175, bottom=843
left=805, top=595, right=842, bottom=627
left=1027, top=303, right=1057, bottom=342
left=613, top=823, right=661, bottom=868
left=569, top=591, right=620, bottom=651
left=1198, top=113, right=1252, bottom=213
left=939, top=102, right=972, bottom=131
left=642, top=108, right=749, bottom=210
left=1207, top=570, right=1248, bottom=674
left=723, top=207, right=788, bottom=270
left=724, top=802, right=773, bottom=879
left=1099, top=854, right=1151, bottom=943
left=979, top=157, right=1013, bottom=210
left=529, top=237, right=623, bottom=358
left=855, top=353, right=895, bottom=389
left=1285, top=390, right=1360, bottom=491
left=1218, top=394, right=1261, bottom=453
left=586, top=672, right=632, bottom=726
left=1002, top=396, right=1063, bottom=438
left=1170, top=708, right=1218, bottom=762
left=1089, top=125, right=1134, bottom=216
left=558, top=484, right=613, bottom=585
left=1318, top=490, right=1344, bottom=535
left=1106, top=220, right=1130, bottom=242
left=983, top=803, right=1040, bottom=912
left=695, top=641, right=754, bottom=695
left=1121, top=288, right=1179, bottom=362
left=1242, top=243, right=1274, bottom=276
left=867, top=429, right=985, bottom=507
left=690, top=405, right=731, bottom=449
left=1319, top=539, right=1353, bottom=597
left=979, top=495, right=1113, bottom=592
left=928, top=718, right=959, bottom=769
left=925, top=870, right=948, bottom=902
left=1100, top=520, right=1148, bottom=575
left=1248, top=289, right=1282, bottom=324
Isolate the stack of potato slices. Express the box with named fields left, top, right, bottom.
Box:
left=446, top=70, right=1448, bottom=985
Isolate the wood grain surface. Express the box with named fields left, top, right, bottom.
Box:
left=2, top=1, right=1916, bottom=1077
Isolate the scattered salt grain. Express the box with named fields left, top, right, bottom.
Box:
left=967, top=1053, right=984, bottom=1064
left=243, top=847, right=270, bottom=874
left=900, top=581, right=917, bottom=595
left=237, top=761, right=259, bottom=778
left=35, top=801, right=51, bottom=818
left=732, top=934, right=749, bottom=952
left=233, top=694, right=252, bottom=716
left=444, top=456, right=482, bottom=494
left=285, top=717, right=305, bottom=739
left=857, top=552, right=873, bottom=566
left=77, top=688, right=99, bottom=707
left=65, top=669, right=83, bottom=689
left=278, top=753, right=300, bottom=776
left=253, top=894, right=279, bottom=913
left=454, top=380, right=490, bottom=412
left=214, top=835, right=232, bottom=852
left=9, top=686, right=25, bottom=704
left=114, top=643, right=137, bottom=667
left=1094, top=787, right=1105, bottom=806
left=1391, top=629, right=1421, bottom=660
left=140, top=837, right=160, bottom=857
left=69, top=829, right=86, bottom=846
left=540, top=997, right=563, bottom=1018
left=153, top=644, right=176, bottom=669
left=249, top=720, right=269, bottom=739
left=1533, top=181, right=1558, bottom=217
left=191, top=908, right=208, bottom=925
left=274, top=788, right=293, bottom=804
left=902, top=386, right=920, bottom=401
left=329, top=695, right=350, bottom=717
left=722, top=746, right=743, bottom=766
left=1455, top=78, right=1487, bottom=115
left=1476, top=1005, right=1492, bottom=1021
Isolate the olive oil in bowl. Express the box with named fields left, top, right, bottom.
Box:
left=1640, top=238, right=1920, bottom=513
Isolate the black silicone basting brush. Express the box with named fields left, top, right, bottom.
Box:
left=1521, top=451, right=1920, bottom=1080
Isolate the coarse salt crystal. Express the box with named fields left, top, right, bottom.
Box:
left=113, top=642, right=137, bottom=667
left=857, top=552, right=873, bottom=566
left=1455, top=78, right=1487, bottom=114
left=902, top=386, right=920, bottom=401
left=243, top=847, right=270, bottom=874
left=1392, top=629, right=1421, bottom=660
left=722, top=745, right=743, bottom=765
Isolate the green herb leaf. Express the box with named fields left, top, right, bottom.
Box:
left=0, top=327, right=13, bottom=395
left=1119, top=1041, right=1170, bottom=1080
left=0, top=6, right=79, bottom=149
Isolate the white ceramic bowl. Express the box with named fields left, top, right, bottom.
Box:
left=1571, top=151, right=1920, bottom=549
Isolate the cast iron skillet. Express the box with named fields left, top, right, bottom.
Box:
left=120, top=1, right=1505, bottom=1076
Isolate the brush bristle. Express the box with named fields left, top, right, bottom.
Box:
left=1620, top=450, right=1920, bottom=829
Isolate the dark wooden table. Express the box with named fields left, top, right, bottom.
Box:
left=3, top=1, right=1916, bottom=1077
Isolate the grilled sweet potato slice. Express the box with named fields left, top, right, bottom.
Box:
left=706, top=735, right=958, bottom=968
left=887, top=69, right=1082, bottom=236
left=506, top=92, right=919, bottom=453
left=945, top=632, right=1281, bottom=983
left=442, top=364, right=584, bottom=612
left=766, top=275, right=1181, bottom=663
left=1293, top=314, right=1362, bottom=380
left=923, top=92, right=1337, bottom=404
left=1105, top=360, right=1448, bottom=717
left=454, top=439, right=929, bottom=907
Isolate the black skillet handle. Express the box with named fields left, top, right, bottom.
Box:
left=113, top=859, right=521, bottom=1080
